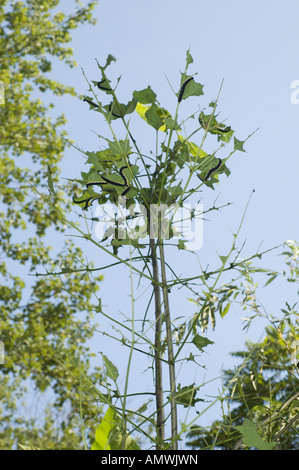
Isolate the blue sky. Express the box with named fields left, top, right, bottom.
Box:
left=51, top=0, right=299, bottom=438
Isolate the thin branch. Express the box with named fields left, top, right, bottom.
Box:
left=150, top=238, right=165, bottom=448
left=159, top=240, right=178, bottom=450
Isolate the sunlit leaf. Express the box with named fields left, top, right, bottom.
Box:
left=220, top=302, right=230, bottom=318
left=91, top=407, right=140, bottom=450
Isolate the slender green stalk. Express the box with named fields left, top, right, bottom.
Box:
left=121, top=246, right=136, bottom=449
left=149, top=237, right=165, bottom=448
left=158, top=240, right=178, bottom=450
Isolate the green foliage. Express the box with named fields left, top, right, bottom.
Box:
left=234, top=419, right=276, bottom=450
left=73, top=49, right=245, bottom=255
left=0, top=0, right=103, bottom=450
left=186, top=243, right=299, bottom=449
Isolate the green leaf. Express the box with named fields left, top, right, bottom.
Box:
left=135, top=102, right=180, bottom=132
left=92, top=78, right=113, bottom=95
left=104, top=98, right=137, bottom=120
left=178, top=74, right=204, bottom=102
left=85, top=149, right=116, bottom=167
left=192, top=334, right=214, bottom=352
left=133, top=86, right=156, bottom=104
left=186, top=49, right=194, bottom=67
left=199, top=111, right=233, bottom=142
left=234, top=419, right=276, bottom=450
left=220, top=302, right=230, bottom=318
left=103, top=355, right=119, bottom=381
left=91, top=407, right=115, bottom=450
left=145, top=103, right=165, bottom=130
left=264, top=273, right=278, bottom=287
left=108, top=139, right=132, bottom=159
left=111, top=236, right=146, bottom=249
left=218, top=254, right=229, bottom=264
left=234, top=137, right=246, bottom=152
left=47, top=165, right=55, bottom=194
left=91, top=407, right=140, bottom=450
left=178, top=239, right=186, bottom=250
left=172, top=383, right=203, bottom=408
left=97, top=54, right=117, bottom=71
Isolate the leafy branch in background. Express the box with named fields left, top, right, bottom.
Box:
left=0, top=0, right=104, bottom=450
left=186, top=240, right=299, bottom=450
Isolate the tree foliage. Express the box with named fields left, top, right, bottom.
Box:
left=186, top=241, right=299, bottom=450
left=0, top=0, right=104, bottom=450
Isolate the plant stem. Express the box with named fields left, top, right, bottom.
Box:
left=121, top=246, right=136, bottom=449
left=158, top=240, right=178, bottom=450
left=150, top=237, right=165, bottom=449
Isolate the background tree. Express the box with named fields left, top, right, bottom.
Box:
left=0, top=0, right=104, bottom=449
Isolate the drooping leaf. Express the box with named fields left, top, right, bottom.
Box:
left=136, top=102, right=180, bottom=132
left=192, top=334, right=214, bottom=352
left=102, top=355, right=119, bottom=382
left=91, top=407, right=140, bottom=450
left=172, top=383, right=203, bottom=408
left=234, top=419, right=276, bottom=450
left=220, top=302, right=230, bottom=318
left=47, top=165, right=55, bottom=194
left=91, top=407, right=115, bottom=450
left=264, top=273, right=278, bottom=287
left=145, top=103, right=166, bottom=131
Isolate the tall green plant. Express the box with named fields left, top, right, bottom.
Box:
left=36, top=51, right=278, bottom=449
